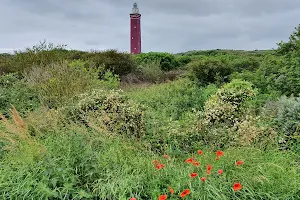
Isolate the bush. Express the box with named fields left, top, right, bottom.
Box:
left=126, top=79, right=218, bottom=152
left=175, top=55, right=192, bottom=68
left=134, top=52, right=179, bottom=71
left=231, top=55, right=284, bottom=94
left=135, top=60, right=165, bottom=83
left=275, top=96, right=300, bottom=151
left=23, top=61, right=102, bottom=108
left=86, top=49, right=136, bottom=76
left=187, top=57, right=233, bottom=86
left=65, top=89, right=145, bottom=138
left=230, top=56, right=261, bottom=72
left=9, top=41, right=68, bottom=74
left=0, top=73, right=41, bottom=117
left=203, top=79, right=257, bottom=126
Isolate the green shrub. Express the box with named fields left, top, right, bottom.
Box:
left=175, top=55, right=192, bottom=68
left=86, top=49, right=136, bottom=76
left=9, top=41, right=68, bottom=74
left=230, top=56, right=261, bottom=72
left=134, top=52, right=179, bottom=71
left=231, top=55, right=284, bottom=94
left=135, top=60, right=165, bottom=83
left=66, top=89, right=145, bottom=138
left=276, top=24, right=300, bottom=56
left=275, top=96, right=300, bottom=151
left=0, top=54, right=13, bottom=74
left=0, top=73, right=41, bottom=117
left=126, top=79, right=218, bottom=152
left=203, top=79, right=257, bottom=126
left=187, top=57, right=233, bottom=86
left=23, top=61, right=102, bottom=108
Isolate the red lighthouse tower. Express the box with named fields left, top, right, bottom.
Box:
left=130, top=3, right=141, bottom=54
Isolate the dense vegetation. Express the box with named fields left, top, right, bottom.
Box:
left=0, top=25, right=300, bottom=199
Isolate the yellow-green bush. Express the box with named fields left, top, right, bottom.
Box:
left=23, top=61, right=101, bottom=108
left=187, top=57, right=233, bottom=86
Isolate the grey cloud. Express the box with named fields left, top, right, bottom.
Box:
left=1, top=0, right=300, bottom=53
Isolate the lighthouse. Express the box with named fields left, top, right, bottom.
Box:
left=130, top=3, right=141, bottom=54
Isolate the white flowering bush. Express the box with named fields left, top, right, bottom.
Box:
left=203, top=79, right=257, bottom=126
left=66, top=89, right=145, bottom=138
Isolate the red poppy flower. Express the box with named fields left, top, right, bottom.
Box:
left=190, top=172, right=198, bottom=178
left=155, top=164, right=165, bottom=170
left=233, top=182, right=242, bottom=191
left=216, top=156, right=219, bottom=160
left=185, top=158, right=194, bottom=163
left=169, top=187, right=174, bottom=194
left=235, top=160, right=244, bottom=166
left=164, top=154, right=169, bottom=159
left=198, top=150, right=203, bottom=155
left=180, top=189, right=191, bottom=198
left=153, top=160, right=160, bottom=165
left=130, top=198, right=136, bottom=200
left=158, top=194, right=167, bottom=200
left=201, top=177, right=206, bottom=182
left=206, top=170, right=211, bottom=175
left=192, top=160, right=200, bottom=166
left=216, top=150, right=224, bottom=157
left=217, top=169, right=223, bottom=175
left=207, top=164, right=212, bottom=171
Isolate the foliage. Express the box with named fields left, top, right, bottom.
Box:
left=65, top=89, right=145, bottom=138
left=0, top=73, right=41, bottom=117
left=86, top=49, right=136, bottom=76
left=134, top=52, right=180, bottom=71
left=230, top=55, right=284, bottom=94
left=276, top=24, right=300, bottom=56
left=187, top=57, right=233, bottom=86
left=0, top=125, right=299, bottom=199
left=275, top=96, right=300, bottom=151
left=231, top=25, right=300, bottom=96
left=9, top=40, right=68, bottom=74
left=203, top=79, right=257, bottom=126
left=125, top=79, right=218, bottom=152
left=175, top=55, right=192, bottom=68
left=135, top=60, right=165, bottom=83
left=23, top=61, right=102, bottom=108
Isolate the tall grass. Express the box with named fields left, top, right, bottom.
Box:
left=0, top=124, right=299, bottom=199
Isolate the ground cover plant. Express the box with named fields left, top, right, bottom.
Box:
left=0, top=25, right=300, bottom=199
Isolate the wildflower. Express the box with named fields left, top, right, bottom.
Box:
left=198, top=150, right=203, bottom=155
left=216, top=156, right=219, bottom=160
left=164, top=154, right=169, bottom=159
left=169, top=187, right=174, bottom=194
left=207, top=164, right=212, bottom=171
left=233, top=182, right=242, bottom=191
left=155, top=164, right=165, bottom=170
left=217, top=169, right=223, bottom=175
left=216, top=150, right=224, bottom=157
left=201, top=177, right=206, bottom=182
left=190, top=172, right=198, bottom=178
left=158, top=194, right=167, bottom=200
left=206, top=170, right=211, bottom=175
left=185, top=158, right=194, bottom=163
left=235, top=160, right=244, bottom=166
left=180, top=189, right=191, bottom=198
left=130, top=198, right=136, bottom=200
left=192, top=160, right=200, bottom=166
left=153, top=160, right=160, bottom=165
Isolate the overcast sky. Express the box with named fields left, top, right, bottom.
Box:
left=1, top=0, right=300, bottom=54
